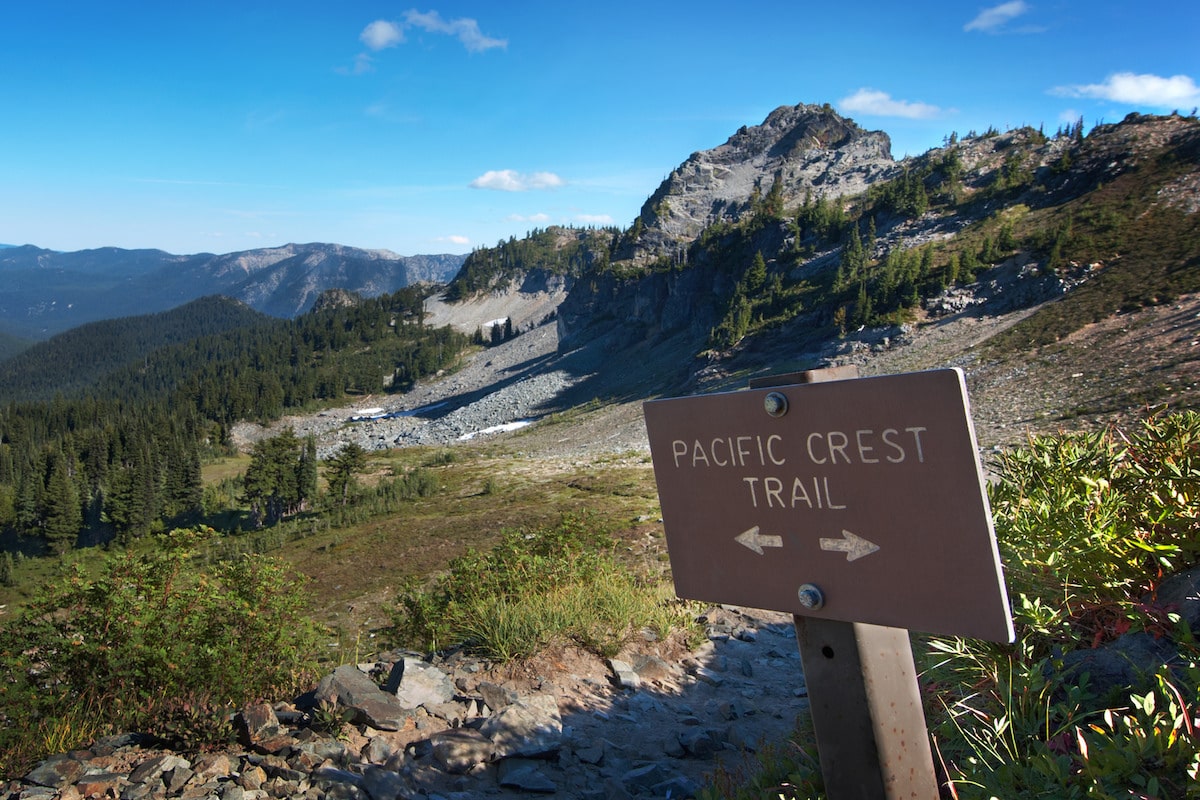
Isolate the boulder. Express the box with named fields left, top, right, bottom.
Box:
left=480, top=694, right=562, bottom=759
left=429, top=729, right=493, bottom=774
left=25, top=756, right=86, bottom=790
left=386, top=657, right=455, bottom=709
left=497, top=758, right=558, bottom=793
left=1154, top=564, right=1200, bottom=632
left=314, top=665, right=414, bottom=732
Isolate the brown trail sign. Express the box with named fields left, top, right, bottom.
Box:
left=643, top=367, right=1013, bottom=642
left=644, top=367, right=1015, bottom=799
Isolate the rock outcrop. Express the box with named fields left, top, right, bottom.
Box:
left=620, top=103, right=896, bottom=263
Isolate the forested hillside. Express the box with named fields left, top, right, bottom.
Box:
left=555, top=111, right=1200, bottom=367
left=4, top=108, right=1199, bottom=562
left=0, top=332, right=30, bottom=364
left=0, top=287, right=470, bottom=551
left=444, top=226, right=618, bottom=301
left=0, top=296, right=269, bottom=404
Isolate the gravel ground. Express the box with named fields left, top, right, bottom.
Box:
left=233, top=288, right=1200, bottom=463
left=231, top=324, right=584, bottom=459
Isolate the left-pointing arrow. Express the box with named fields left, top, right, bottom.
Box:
left=735, top=526, right=783, bottom=556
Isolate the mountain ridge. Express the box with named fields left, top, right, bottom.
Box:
left=0, top=242, right=466, bottom=340
left=410, top=104, right=1199, bottom=449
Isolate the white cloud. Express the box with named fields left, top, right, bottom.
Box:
left=838, top=89, right=941, bottom=120
left=575, top=214, right=614, bottom=225
left=403, top=10, right=506, bottom=53
left=361, top=20, right=404, bottom=50
left=345, top=11, right=503, bottom=77
left=437, top=235, right=470, bottom=246
left=470, top=170, right=565, bottom=191
left=335, top=52, right=375, bottom=76
left=1052, top=72, right=1200, bottom=108
left=964, top=1, right=1029, bottom=33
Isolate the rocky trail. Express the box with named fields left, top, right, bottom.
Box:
left=4, top=607, right=812, bottom=800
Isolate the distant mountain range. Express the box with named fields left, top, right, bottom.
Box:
left=0, top=242, right=466, bottom=340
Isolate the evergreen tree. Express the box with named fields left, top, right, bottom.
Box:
left=980, top=236, right=996, bottom=264
left=243, top=429, right=307, bottom=527
left=838, top=221, right=867, bottom=289
left=745, top=252, right=768, bottom=295
left=762, top=173, right=785, bottom=218
left=43, top=449, right=82, bottom=553
left=15, top=465, right=44, bottom=536
left=104, top=431, right=162, bottom=541
left=298, top=435, right=318, bottom=510
left=960, top=249, right=980, bottom=284
left=998, top=222, right=1017, bottom=252
left=852, top=281, right=872, bottom=328
left=326, top=443, right=367, bottom=506
left=161, top=427, right=201, bottom=518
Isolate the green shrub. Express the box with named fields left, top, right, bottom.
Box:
left=701, top=412, right=1200, bottom=798
left=0, top=527, right=323, bottom=776
left=929, top=411, right=1200, bottom=797
left=390, top=514, right=699, bottom=658
left=989, top=410, right=1200, bottom=649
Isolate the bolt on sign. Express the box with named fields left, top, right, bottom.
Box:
left=643, top=368, right=1014, bottom=642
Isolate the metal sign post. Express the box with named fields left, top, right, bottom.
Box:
left=643, top=366, right=1014, bottom=799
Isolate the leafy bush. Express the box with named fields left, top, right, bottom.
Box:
left=989, top=410, right=1200, bottom=650
left=702, top=412, right=1200, bottom=798
left=0, top=528, right=323, bottom=776
left=390, top=514, right=699, bottom=658
left=930, top=411, right=1200, bottom=797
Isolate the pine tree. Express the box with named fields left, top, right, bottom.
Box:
left=243, top=428, right=305, bottom=527
left=998, top=222, right=1017, bottom=252
left=762, top=173, right=785, bottom=218
left=298, top=435, right=318, bottom=510
left=980, top=236, right=996, bottom=264
left=326, top=443, right=367, bottom=506
left=745, top=252, right=768, bottom=295
left=838, top=222, right=866, bottom=289
left=852, top=281, right=872, bottom=328
left=43, top=449, right=82, bottom=553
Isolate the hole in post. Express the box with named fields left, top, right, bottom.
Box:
left=821, top=645, right=835, bottom=659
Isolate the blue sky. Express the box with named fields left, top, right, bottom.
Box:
left=2, top=1, right=1197, bottom=256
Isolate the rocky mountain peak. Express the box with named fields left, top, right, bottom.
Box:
left=620, top=102, right=896, bottom=262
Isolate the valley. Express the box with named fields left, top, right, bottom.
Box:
left=1, top=103, right=1198, bottom=796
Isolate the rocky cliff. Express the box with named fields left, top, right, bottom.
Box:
left=555, top=107, right=1200, bottom=371
left=620, top=103, right=896, bottom=263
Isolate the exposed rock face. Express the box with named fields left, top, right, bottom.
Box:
left=555, top=104, right=897, bottom=348
left=622, top=103, right=896, bottom=262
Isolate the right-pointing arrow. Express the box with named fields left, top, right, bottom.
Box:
left=819, top=529, right=880, bottom=562
left=735, top=526, right=783, bottom=556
